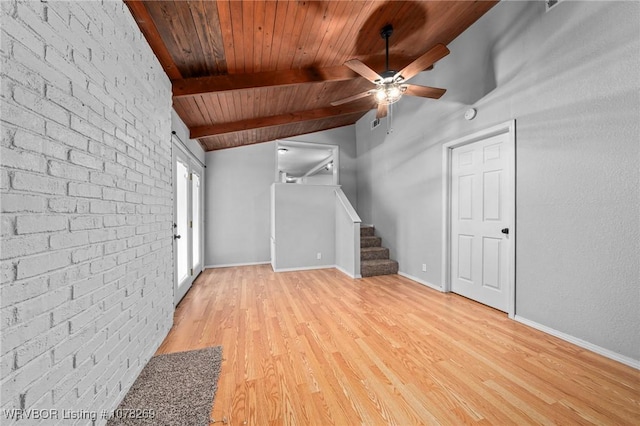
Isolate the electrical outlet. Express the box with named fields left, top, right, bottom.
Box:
left=422, top=264, right=427, bottom=272
left=317, top=252, right=322, bottom=260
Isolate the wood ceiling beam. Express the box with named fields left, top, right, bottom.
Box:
left=172, top=66, right=361, bottom=98
left=190, top=102, right=373, bottom=139
left=199, top=117, right=367, bottom=151
left=124, top=1, right=183, bottom=80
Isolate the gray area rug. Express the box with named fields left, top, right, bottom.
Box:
left=107, top=346, right=223, bottom=426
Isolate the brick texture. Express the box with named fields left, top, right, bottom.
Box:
left=0, top=1, right=174, bottom=424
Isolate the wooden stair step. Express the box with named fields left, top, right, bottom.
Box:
left=360, top=236, right=381, bottom=248
left=361, top=259, right=399, bottom=277
left=361, top=246, right=389, bottom=261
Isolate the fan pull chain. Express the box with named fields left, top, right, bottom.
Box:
left=387, top=103, right=394, bottom=134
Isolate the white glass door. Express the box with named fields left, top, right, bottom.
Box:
left=175, top=157, right=190, bottom=287
left=173, top=143, right=204, bottom=305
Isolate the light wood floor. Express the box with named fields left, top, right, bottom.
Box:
left=157, top=265, right=639, bottom=425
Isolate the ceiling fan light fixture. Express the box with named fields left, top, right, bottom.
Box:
left=374, top=81, right=404, bottom=105
left=334, top=24, right=449, bottom=115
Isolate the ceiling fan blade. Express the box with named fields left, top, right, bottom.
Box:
left=344, top=59, right=383, bottom=83
left=394, top=43, right=450, bottom=82
left=376, top=103, right=388, bottom=119
left=330, top=90, right=372, bottom=106
left=403, top=84, right=446, bottom=99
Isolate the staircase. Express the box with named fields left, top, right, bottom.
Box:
left=360, top=225, right=399, bottom=277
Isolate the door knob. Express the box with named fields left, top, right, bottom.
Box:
left=174, top=234, right=181, bottom=240
left=501, top=228, right=509, bottom=235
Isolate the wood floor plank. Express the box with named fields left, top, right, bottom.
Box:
left=156, top=265, right=640, bottom=425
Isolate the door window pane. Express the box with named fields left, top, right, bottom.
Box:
left=176, top=160, right=189, bottom=283
left=192, top=173, right=200, bottom=268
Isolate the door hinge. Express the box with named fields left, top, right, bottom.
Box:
left=189, top=220, right=193, bottom=228
left=189, top=173, right=193, bottom=180
left=190, top=268, right=193, bottom=276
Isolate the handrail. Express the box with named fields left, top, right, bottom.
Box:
left=335, top=188, right=361, bottom=224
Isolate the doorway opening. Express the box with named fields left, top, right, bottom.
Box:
left=275, top=140, right=339, bottom=185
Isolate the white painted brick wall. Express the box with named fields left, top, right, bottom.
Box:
left=0, top=1, right=174, bottom=424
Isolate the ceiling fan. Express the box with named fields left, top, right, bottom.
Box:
left=332, top=24, right=450, bottom=122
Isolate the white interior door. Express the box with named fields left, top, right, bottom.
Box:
left=173, top=143, right=204, bottom=305
left=450, top=132, right=512, bottom=312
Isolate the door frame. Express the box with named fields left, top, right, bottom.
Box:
left=441, top=120, right=516, bottom=318
left=172, top=138, right=205, bottom=306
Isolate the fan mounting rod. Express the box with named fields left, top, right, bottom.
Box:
left=380, top=24, right=393, bottom=73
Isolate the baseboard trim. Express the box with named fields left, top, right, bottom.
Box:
left=514, top=315, right=640, bottom=370
left=398, top=272, right=444, bottom=292
left=335, top=265, right=361, bottom=279
left=205, top=261, right=270, bottom=269
left=272, top=264, right=336, bottom=273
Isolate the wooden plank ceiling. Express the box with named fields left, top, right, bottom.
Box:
left=125, top=1, right=498, bottom=151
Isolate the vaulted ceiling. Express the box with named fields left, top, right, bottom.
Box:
left=125, top=1, right=498, bottom=151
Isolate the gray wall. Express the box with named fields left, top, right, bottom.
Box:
left=355, top=1, right=639, bottom=361
left=205, top=126, right=358, bottom=267
left=171, top=110, right=205, bottom=164
left=205, top=142, right=275, bottom=267
left=272, top=184, right=337, bottom=270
